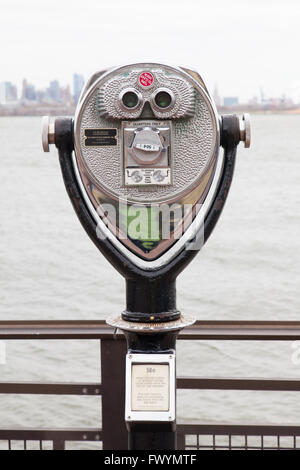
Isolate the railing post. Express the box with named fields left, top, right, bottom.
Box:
left=53, top=440, right=65, bottom=450
left=177, top=432, right=185, bottom=450
left=101, top=337, right=128, bottom=450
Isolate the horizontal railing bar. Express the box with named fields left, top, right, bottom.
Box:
left=177, top=377, right=300, bottom=391
left=177, top=423, right=300, bottom=436
left=1, top=320, right=300, bottom=340
left=1, top=377, right=300, bottom=395
left=6, top=320, right=300, bottom=340
left=0, top=382, right=102, bottom=395
left=0, top=320, right=114, bottom=340
left=0, top=428, right=102, bottom=441
left=179, top=321, right=300, bottom=341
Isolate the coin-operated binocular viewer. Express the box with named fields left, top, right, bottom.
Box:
left=42, top=63, right=250, bottom=450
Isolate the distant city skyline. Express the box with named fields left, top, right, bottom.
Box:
left=0, top=74, right=298, bottom=110
left=1, top=0, right=300, bottom=104
left=0, top=73, right=85, bottom=106
left=1, top=75, right=298, bottom=107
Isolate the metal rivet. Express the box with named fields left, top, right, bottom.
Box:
left=128, top=355, right=132, bottom=359
left=83, top=434, right=87, bottom=440
left=82, top=387, right=88, bottom=394
left=95, top=388, right=100, bottom=394
left=95, top=434, right=100, bottom=441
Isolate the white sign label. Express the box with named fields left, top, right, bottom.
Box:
left=131, top=363, right=169, bottom=412
left=135, top=143, right=160, bottom=152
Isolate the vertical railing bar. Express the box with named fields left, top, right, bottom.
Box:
left=101, top=337, right=127, bottom=450
left=40, top=440, right=43, bottom=450
left=8, top=440, right=11, bottom=450
left=24, top=440, right=26, bottom=450
left=213, top=434, right=216, bottom=450
left=176, top=432, right=185, bottom=450
left=53, top=440, right=65, bottom=450
left=294, top=435, right=296, bottom=449
left=245, top=435, right=248, bottom=450
left=277, top=435, right=280, bottom=449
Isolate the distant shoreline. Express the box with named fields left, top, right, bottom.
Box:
left=0, top=105, right=300, bottom=117
left=0, top=105, right=76, bottom=117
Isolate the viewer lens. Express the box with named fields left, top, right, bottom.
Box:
left=155, top=91, right=172, bottom=109
left=122, top=91, right=139, bottom=109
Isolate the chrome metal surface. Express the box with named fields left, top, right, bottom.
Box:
left=96, top=66, right=195, bottom=120
left=78, top=69, right=107, bottom=104
left=73, top=63, right=221, bottom=268
left=41, top=116, right=55, bottom=152
left=239, top=113, right=251, bottom=148
left=72, top=148, right=224, bottom=269
left=123, top=119, right=172, bottom=186
left=41, top=116, right=50, bottom=152
left=106, top=314, right=196, bottom=333
left=75, top=63, right=219, bottom=203
left=73, top=141, right=223, bottom=269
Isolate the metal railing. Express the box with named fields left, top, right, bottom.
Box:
left=1, top=320, right=300, bottom=450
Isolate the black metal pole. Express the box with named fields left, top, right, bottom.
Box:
left=128, top=421, right=176, bottom=451
left=124, top=278, right=179, bottom=323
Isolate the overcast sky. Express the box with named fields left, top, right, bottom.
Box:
left=0, top=0, right=299, bottom=102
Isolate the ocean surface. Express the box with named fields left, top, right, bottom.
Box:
left=0, top=115, right=299, bottom=449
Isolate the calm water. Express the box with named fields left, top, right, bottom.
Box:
left=0, top=115, right=300, bottom=448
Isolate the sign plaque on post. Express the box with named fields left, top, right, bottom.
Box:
left=125, top=353, right=175, bottom=422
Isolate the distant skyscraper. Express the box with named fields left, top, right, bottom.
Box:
left=0, top=82, right=18, bottom=104
left=61, top=85, right=72, bottom=105
left=73, top=74, right=84, bottom=104
left=21, top=79, right=28, bottom=100
left=223, top=96, right=239, bottom=107
left=47, top=80, right=61, bottom=103
left=36, top=89, right=47, bottom=103
left=21, top=79, right=37, bottom=101
left=25, top=84, right=36, bottom=101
